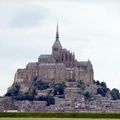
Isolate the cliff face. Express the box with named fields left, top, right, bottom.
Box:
left=2, top=78, right=119, bottom=112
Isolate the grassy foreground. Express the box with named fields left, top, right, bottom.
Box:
left=0, top=118, right=119, bottom=120
left=0, top=112, right=120, bottom=118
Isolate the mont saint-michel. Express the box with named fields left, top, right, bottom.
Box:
left=14, top=23, right=94, bottom=89
left=0, top=24, right=120, bottom=112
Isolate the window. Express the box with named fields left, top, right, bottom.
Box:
left=53, top=48, right=58, bottom=51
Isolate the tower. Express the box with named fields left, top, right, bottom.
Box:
left=52, top=22, right=62, bottom=62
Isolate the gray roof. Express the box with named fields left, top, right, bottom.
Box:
left=39, top=55, right=52, bottom=59
left=61, top=48, right=67, bottom=52
left=77, top=60, right=93, bottom=68
left=52, top=39, right=62, bottom=49
left=26, top=62, right=38, bottom=69
left=53, top=22, right=62, bottom=49
left=39, top=63, right=64, bottom=66
left=77, top=61, right=88, bottom=67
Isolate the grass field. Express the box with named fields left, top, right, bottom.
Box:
left=0, top=118, right=118, bottom=120
left=0, top=112, right=120, bottom=119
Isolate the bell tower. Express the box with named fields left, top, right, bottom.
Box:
left=52, top=22, right=62, bottom=62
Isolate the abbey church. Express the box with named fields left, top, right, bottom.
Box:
left=14, top=24, right=94, bottom=92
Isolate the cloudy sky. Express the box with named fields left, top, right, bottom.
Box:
left=0, top=0, right=120, bottom=96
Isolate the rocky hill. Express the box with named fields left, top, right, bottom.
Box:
left=0, top=78, right=119, bottom=112
left=0, top=24, right=120, bottom=112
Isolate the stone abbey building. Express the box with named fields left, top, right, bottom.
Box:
left=14, top=24, right=94, bottom=92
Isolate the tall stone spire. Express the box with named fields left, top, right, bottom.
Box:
left=56, top=22, right=59, bottom=40
left=52, top=22, right=62, bottom=49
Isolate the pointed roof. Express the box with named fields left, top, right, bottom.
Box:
left=56, top=22, right=59, bottom=40
left=52, top=22, right=62, bottom=49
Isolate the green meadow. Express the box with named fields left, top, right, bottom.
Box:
left=0, top=112, right=120, bottom=119
left=0, top=119, right=118, bottom=120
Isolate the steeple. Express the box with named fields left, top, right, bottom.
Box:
left=56, top=22, right=59, bottom=40
left=52, top=22, right=62, bottom=49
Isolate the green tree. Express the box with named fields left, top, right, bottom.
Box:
left=46, top=95, right=55, bottom=106
left=84, top=91, right=91, bottom=100
left=96, top=80, right=101, bottom=85
left=97, top=87, right=108, bottom=97
left=111, top=88, right=120, bottom=100
left=5, top=84, right=19, bottom=96
left=101, top=82, right=107, bottom=88
left=34, top=80, right=49, bottom=90
left=27, top=88, right=37, bottom=100
left=14, top=88, right=37, bottom=101
left=54, top=83, right=65, bottom=95
left=77, top=80, right=85, bottom=90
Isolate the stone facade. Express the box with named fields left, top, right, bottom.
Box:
left=14, top=24, right=94, bottom=92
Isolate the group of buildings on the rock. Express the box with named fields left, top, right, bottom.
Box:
left=1, top=93, right=120, bottom=112
left=14, top=23, right=94, bottom=92
left=1, top=24, right=120, bottom=112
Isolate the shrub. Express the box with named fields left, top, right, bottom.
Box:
left=77, top=80, right=85, bottom=90
left=97, top=87, right=107, bottom=97
left=5, top=84, right=20, bottom=96
left=34, top=80, right=49, bottom=90
left=14, top=88, right=37, bottom=101
left=37, top=96, right=47, bottom=101
left=84, top=91, right=91, bottom=100
left=96, top=80, right=101, bottom=85
left=111, top=88, right=120, bottom=100
left=101, top=82, right=107, bottom=88
left=46, top=95, right=55, bottom=106
left=54, top=83, right=65, bottom=95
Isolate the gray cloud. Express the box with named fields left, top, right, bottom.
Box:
left=10, top=5, right=48, bottom=28
left=0, top=0, right=120, bottom=95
